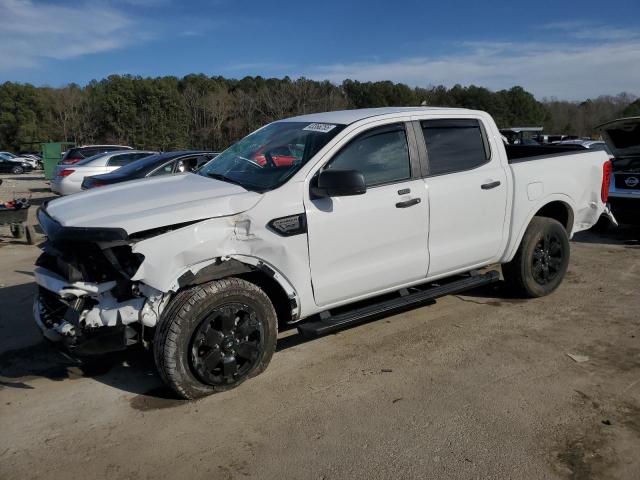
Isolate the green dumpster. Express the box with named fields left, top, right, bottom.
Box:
left=42, top=142, right=75, bottom=180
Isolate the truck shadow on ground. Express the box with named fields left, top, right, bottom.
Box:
left=573, top=224, right=640, bottom=246
left=0, top=278, right=521, bottom=401
left=0, top=337, right=169, bottom=397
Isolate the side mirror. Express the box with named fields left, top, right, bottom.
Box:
left=311, top=169, right=366, bottom=198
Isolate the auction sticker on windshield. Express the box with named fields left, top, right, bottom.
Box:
left=303, top=123, right=337, bottom=133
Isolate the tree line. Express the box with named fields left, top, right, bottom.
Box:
left=0, top=74, right=638, bottom=152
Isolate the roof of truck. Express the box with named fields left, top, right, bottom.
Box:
left=282, top=107, right=474, bottom=125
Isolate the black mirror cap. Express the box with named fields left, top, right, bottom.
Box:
left=315, top=169, right=366, bottom=197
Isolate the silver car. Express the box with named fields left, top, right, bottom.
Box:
left=51, top=150, right=156, bottom=195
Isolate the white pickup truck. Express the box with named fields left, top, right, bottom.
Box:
left=34, top=107, right=613, bottom=399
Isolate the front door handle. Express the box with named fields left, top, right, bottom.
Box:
left=481, top=180, right=501, bottom=190
left=396, top=198, right=421, bottom=208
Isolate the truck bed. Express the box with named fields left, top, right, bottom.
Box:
left=505, top=144, right=586, bottom=162
left=504, top=147, right=608, bottom=264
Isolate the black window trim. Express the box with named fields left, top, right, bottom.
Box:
left=149, top=159, right=179, bottom=176
left=416, top=118, right=493, bottom=178
left=148, top=154, right=200, bottom=176
left=318, top=121, right=420, bottom=190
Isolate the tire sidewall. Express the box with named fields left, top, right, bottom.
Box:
left=521, top=218, right=570, bottom=297
left=12, top=166, right=23, bottom=174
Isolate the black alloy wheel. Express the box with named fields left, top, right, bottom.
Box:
left=502, top=216, right=570, bottom=298
left=154, top=277, right=278, bottom=399
left=190, top=303, right=264, bottom=386
left=531, top=233, right=564, bottom=285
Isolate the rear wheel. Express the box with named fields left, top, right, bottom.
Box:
left=502, top=216, right=570, bottom=298
left=154, top=278, right=277, bottom=399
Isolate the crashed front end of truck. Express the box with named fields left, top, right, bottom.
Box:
left=33, top=195, right=301, bottom=357
left=34, top=208, right=169, bottom=355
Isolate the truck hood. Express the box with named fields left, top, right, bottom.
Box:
left=45, top=173, right=262, bottom=234
left=597, top=117, right=640, bottom=158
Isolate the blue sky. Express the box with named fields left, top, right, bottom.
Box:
left=1, top=0, right=639, bottom=100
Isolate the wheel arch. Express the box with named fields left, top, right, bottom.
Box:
left=503, top=195, right=575, bottom=263
left=175, top=255, right=300, bottom=325
left=533, top=200, right=574, bottom=233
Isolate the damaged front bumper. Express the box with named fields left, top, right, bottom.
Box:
left=33, top=266, right=167, bottom=355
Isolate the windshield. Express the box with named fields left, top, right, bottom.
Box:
left=198, top=121, right=346, bottom=191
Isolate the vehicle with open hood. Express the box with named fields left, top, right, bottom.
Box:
left=597, top=117, right=640, bottom=226
left=34, top=107, right=612, bottom=399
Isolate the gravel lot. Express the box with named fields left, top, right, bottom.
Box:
left=1, top=173, right=639, bottom=480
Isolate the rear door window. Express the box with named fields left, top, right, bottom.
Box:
left=326, top=124, right=411, bottom=187
left=421, top=119, right=491, bottom=176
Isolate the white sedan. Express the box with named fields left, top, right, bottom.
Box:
left=50, top=150, right=156, bottom=195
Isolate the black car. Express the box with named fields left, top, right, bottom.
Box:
left=60, top=145, right=132, bottom=165
left=81, top=151, right=218, bottom=190
left=0, top=158, right=34, bottom=174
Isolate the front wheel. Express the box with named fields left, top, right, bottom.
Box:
left=502, top=216, right=570, bottom=298
left=154, top=278, right=278, bottom=399
left=12, top=166, right=24, bottom=174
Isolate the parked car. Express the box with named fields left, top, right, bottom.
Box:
left=51, top=150, right=156, bottom=195
left=34, top=107, right=611, bottom=399
left=59, top=145, right=133, bottom=165
left=596, top=117, right=640, bottom=226
left=20, top=153, right=43, bottom=170
left=0, top=157, right=33, bottom=174
left=81, top=151, right=218, bottom=190
left=20, top=153, right=44, bottom=169
left=0, top=151, right=39, bottom=169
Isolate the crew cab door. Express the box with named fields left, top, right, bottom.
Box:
left=416, top=118, right=508, bottom=277
left=305, top=122, right=429, bottom=307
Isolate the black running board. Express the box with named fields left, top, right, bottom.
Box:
left=297, top=270, right=500, bottom=337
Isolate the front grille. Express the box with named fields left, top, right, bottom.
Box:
left=38, top=287, right=73, bottom=329
left=37, top=241, right=141, bottom=284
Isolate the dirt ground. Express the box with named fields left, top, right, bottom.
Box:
left=1, top=173, right=639, bottom=480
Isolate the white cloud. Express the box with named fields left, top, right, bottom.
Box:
left=0, top=0, right=141, bottom=71
left=306, top=23, right=640, bottom=100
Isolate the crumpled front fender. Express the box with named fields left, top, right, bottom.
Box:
left=130, top=215, right=301, bottom=319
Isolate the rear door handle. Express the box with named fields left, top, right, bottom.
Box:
left=481, top=181, right=501, bottom=190
left=395, top=198, right=421, bottom=208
